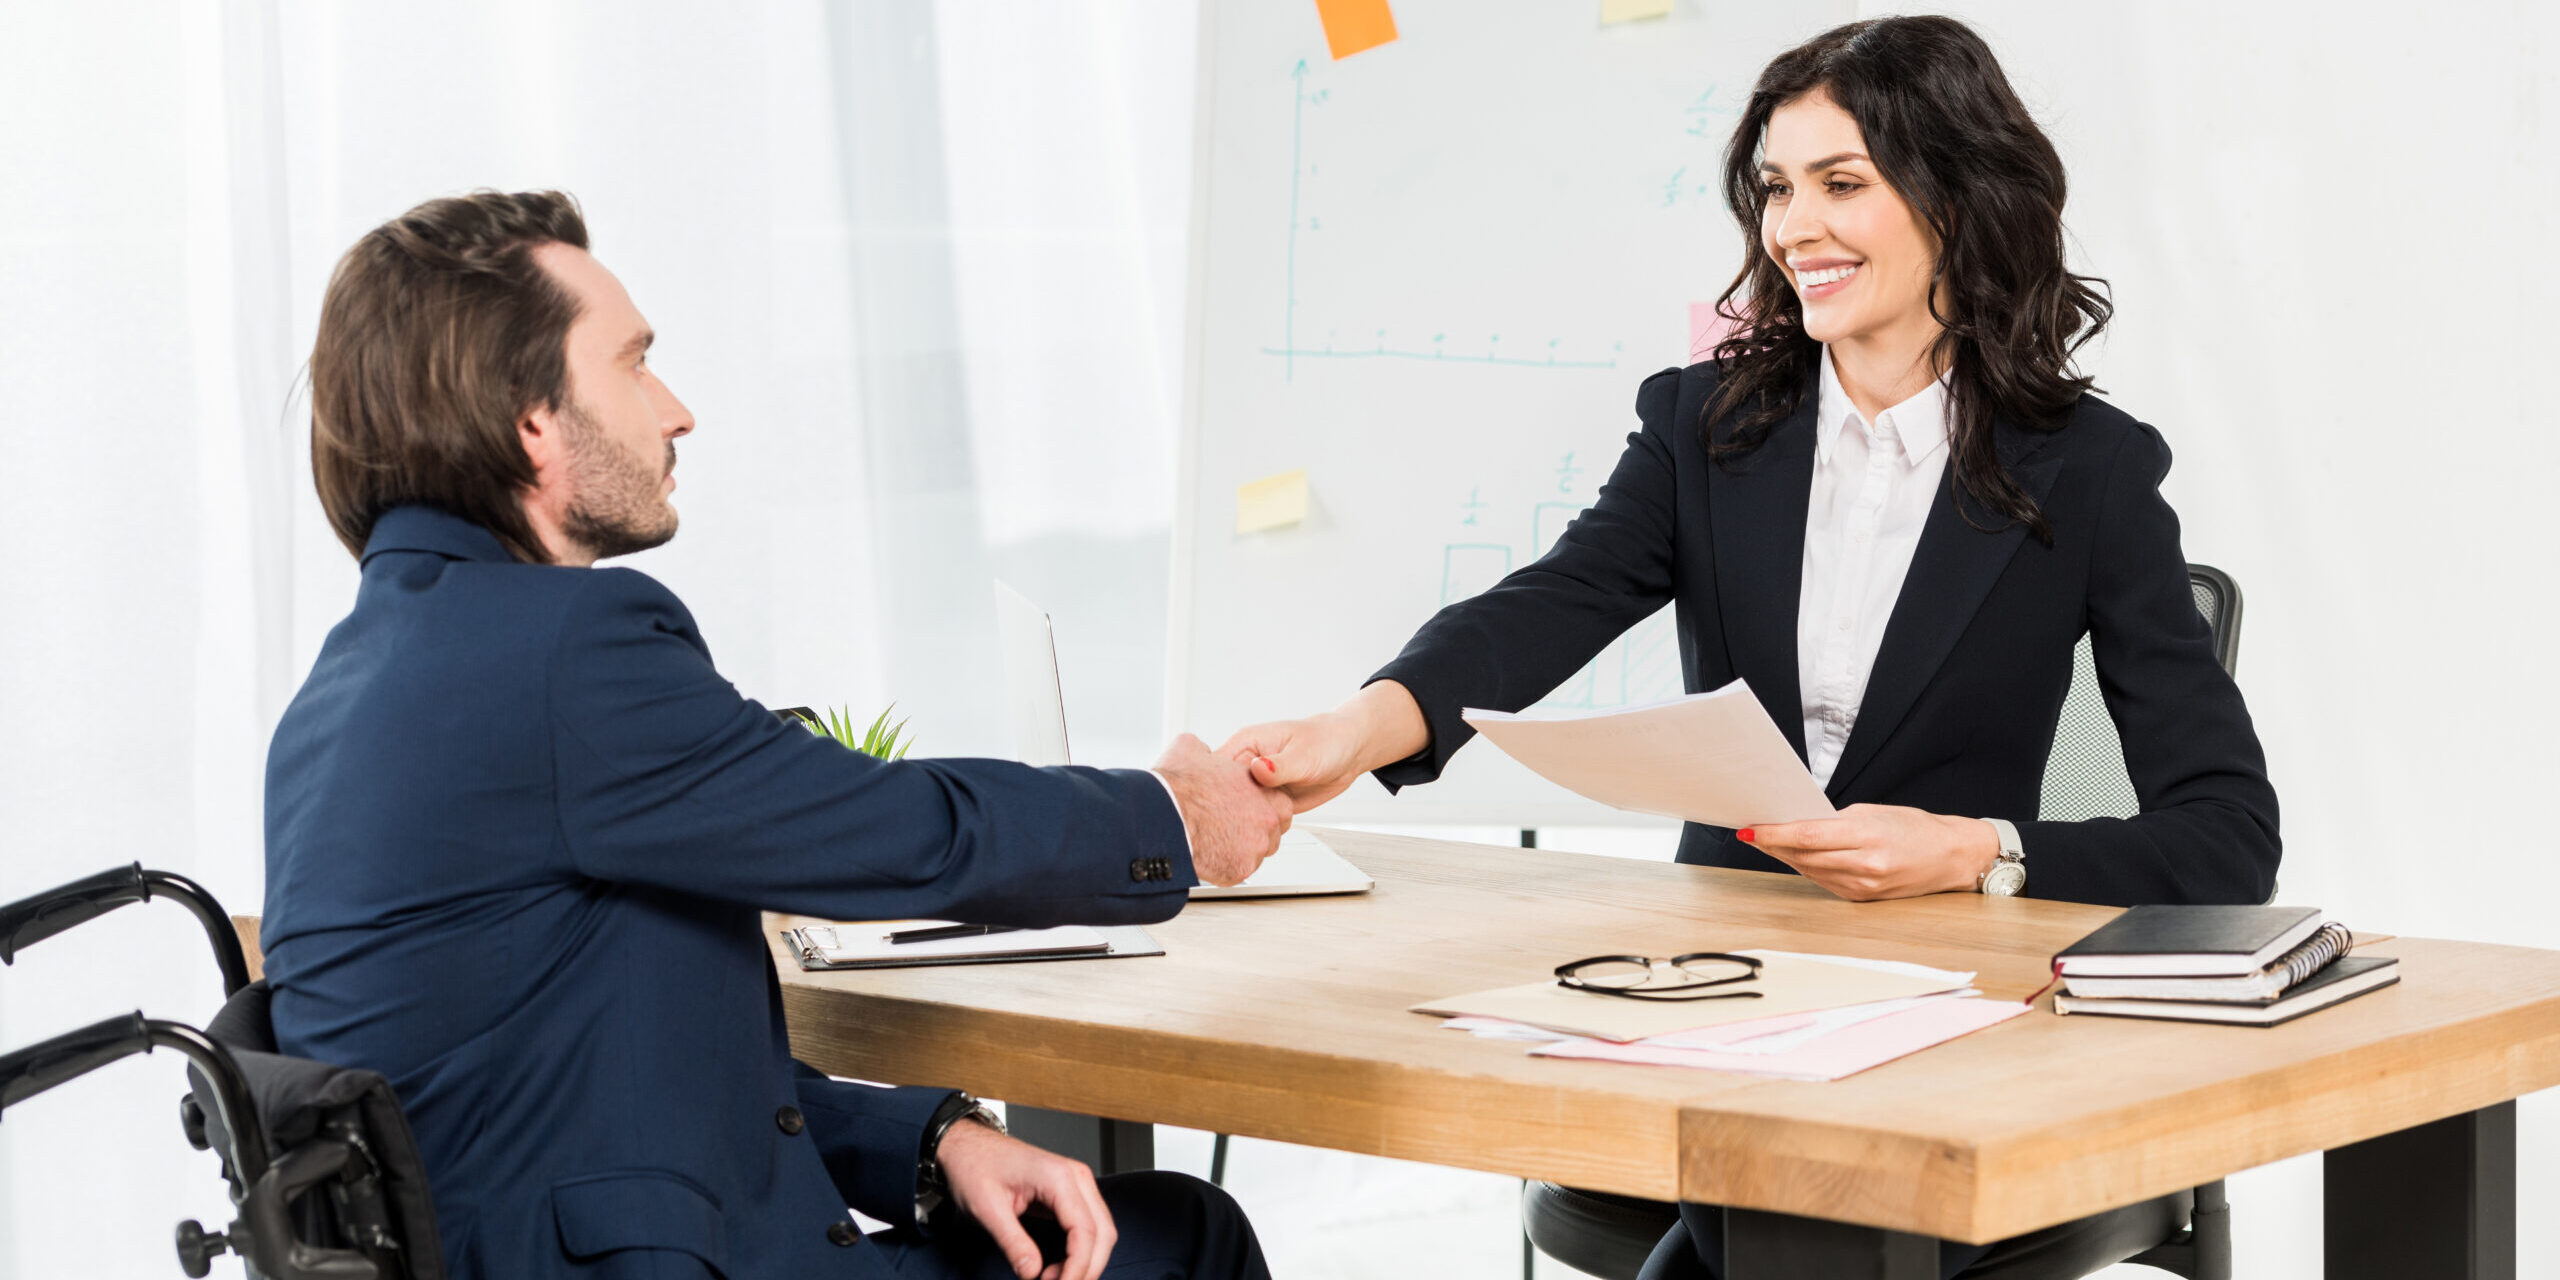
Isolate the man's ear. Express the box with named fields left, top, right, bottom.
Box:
left=518, top=403, right=562, bottom=481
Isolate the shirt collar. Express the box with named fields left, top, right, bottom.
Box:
left=1813, top=345, right=1953, bottom=471
left=360, top=504, right=520, bottom=567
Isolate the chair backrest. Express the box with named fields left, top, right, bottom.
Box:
left=2038, top=565, right=2243, bottom=822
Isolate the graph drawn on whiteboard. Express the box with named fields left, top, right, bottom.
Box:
left=1435, top=466, right=1682, bottom=713
left=1261, top=58, right=1625, bottom=379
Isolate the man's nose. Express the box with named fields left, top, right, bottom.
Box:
left=656, top=380, right=695, bottom=439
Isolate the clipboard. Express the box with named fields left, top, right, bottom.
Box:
left=780, top=922, right=1165, bottom=971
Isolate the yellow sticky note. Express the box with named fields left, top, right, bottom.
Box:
left=1313, top=0, right=1398, bottom=61
left=1600, top=0, right=1674, bottom=23
left=1236, top=470, right=1310, bottom=534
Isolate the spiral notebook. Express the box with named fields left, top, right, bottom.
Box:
left=2062, top=921, right=2360, bottom=1002
left=2054, top=955, right=2399, bottom=1026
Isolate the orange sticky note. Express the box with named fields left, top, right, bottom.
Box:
left=1689, top=301, right=1742, bottom=361
left=1314, top=0, right=1398, bottom=61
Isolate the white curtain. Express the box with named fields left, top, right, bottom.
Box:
left=0, top=3, right=1197, bottom=1275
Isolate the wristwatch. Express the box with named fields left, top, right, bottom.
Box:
left=915, top=1093, right=1005, bottom=1229
left=1977, top=817, right=2026, bottom=896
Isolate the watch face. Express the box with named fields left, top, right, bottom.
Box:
left=1982, top=861, right=2026, bottom=897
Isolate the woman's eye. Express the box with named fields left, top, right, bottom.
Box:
left=1761, top=181, right=1790, bottom=200
left=1827, top=180, right=1862, bottom=196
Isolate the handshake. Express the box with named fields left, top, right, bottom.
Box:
left=1150, top=682, right=1430, bottom=887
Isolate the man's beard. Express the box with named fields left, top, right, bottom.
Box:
left=558, top=401, right=679, bottom=561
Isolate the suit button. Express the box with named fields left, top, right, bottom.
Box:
left=827, top=1220, right=859, bottom=1247
left=1129, top=858, right=1150, bottom=882
left=775, top=1106, right=805, bottom=1136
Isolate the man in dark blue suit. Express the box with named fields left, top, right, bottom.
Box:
left=263, top=190, right=1284, bottom=1280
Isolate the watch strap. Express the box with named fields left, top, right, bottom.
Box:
left=1979, top=817, right=2026, bottom=894
left=915, top=1093, right=1005, bottom=1229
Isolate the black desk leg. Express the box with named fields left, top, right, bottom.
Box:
left=2325, top=1100, right=2516, bottom=1280
left=1722, top=1206, right=1936, bottom=1280
left=1006, top=1105, right=1156, bottom=1177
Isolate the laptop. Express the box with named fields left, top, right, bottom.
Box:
left=993, top=581, right=1373, bottom=900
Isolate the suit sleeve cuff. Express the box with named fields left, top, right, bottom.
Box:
left=791, top=1066, right=957, bottom=1224
left=1148, top=770, right=1194, bottom=860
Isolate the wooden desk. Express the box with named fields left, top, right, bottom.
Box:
left=775, top=829, right=2560, bottom=1278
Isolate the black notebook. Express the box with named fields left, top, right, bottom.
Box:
left=2054, top=955, right=2400, bottom=1026
left=2062, top=922, right=2356, bottom=1002
left=2055, top=905, right=2326, bottom=978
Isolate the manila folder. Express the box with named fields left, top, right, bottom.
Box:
left=1462, top=680, right=1833, bottom=829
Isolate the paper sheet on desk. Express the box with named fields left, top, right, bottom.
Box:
left=1462, top=680, right=1834, bottom=828
left=1529, top=996, right=2028, bottom=1081
left=1414, top=950, right=1973, bottom=1042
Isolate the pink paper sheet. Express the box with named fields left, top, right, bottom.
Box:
left=1529, top=996, right=2027, bottom=1080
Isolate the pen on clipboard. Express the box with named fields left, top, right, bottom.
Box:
left=887, top=923, right=1023, bottom=945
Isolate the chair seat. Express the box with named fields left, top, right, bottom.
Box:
left=1523, top=1181, right=2209, bottom=1280
left=1960, top=1189, right=2192, bottom=1280
left=1522, top=1181, right=1681, bottom=1280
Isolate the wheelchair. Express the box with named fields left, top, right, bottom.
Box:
left=0, top=864, right=445, bottom=1279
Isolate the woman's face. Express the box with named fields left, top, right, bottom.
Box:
left=1758, top=90, right=1939, bottom=349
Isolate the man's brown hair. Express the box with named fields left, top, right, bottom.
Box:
left=310, top=189, right=590, bottom=563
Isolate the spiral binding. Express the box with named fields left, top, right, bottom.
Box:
left=2273, top=921, right=2353, bottom=990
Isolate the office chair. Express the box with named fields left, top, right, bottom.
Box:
left=1521, top=565, right=2246, bottom=1280
left=0, top=864, right=445, bottom=1279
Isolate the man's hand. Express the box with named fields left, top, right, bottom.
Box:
left=1741, top=803, right=2002, bottom=902
left=1152, top=734, right=1291, bottom=886
left=937, top=1118, right=1115, bottom=1280
left=1217, top=680, right=1430, bottom=814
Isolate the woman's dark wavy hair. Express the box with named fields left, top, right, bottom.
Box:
left=1704, top=15, right=2110, bottom=544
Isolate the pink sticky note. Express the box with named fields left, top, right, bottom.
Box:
left=1689, top=301, right=1742, bottom=362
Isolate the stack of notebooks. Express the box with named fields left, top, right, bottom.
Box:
left=2053, top=905, right=2399, bottom=1026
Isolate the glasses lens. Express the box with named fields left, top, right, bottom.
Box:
left=1569, top=958, right=1656, bottom=989
left=1672, top=955, right=1755, bottom=985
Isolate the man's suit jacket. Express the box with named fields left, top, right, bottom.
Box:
left=1373, top=360, right=2279, bottom=907
left=262, top=505, right=1195, bottom=1280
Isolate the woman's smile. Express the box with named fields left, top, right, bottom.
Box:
left=1792, top=259, right=1863, bottom=299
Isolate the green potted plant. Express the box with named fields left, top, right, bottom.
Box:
left=799, top=704, right=916, bottom=760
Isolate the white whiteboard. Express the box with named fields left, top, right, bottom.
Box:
left=1168, top=0, right=1849, bottom=825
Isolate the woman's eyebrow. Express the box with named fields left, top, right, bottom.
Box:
left=1762, top=152, right=1872, bottom=174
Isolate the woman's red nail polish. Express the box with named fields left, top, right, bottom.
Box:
left=1738, top=828, right=1757, bottom=842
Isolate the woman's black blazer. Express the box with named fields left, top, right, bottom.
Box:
left=1370, top=360, right=2279, bottom=908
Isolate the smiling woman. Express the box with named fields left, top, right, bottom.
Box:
left=1216, top=12, right=2277, bottom=1279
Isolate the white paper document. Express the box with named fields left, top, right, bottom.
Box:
left=1461, top=680, right=1834, bottom=829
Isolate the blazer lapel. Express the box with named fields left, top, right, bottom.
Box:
left=1706, top=378, right=1821, bottom=762
left=1824, top=418, right=2064, bottom=799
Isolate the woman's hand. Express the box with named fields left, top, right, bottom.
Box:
left=1217, top=681, right=1430, bottom=814
left=1740, top=803, right=2002, bottom=901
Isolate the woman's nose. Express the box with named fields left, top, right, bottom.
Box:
left=1771, top=200, right=1822, bottom=249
